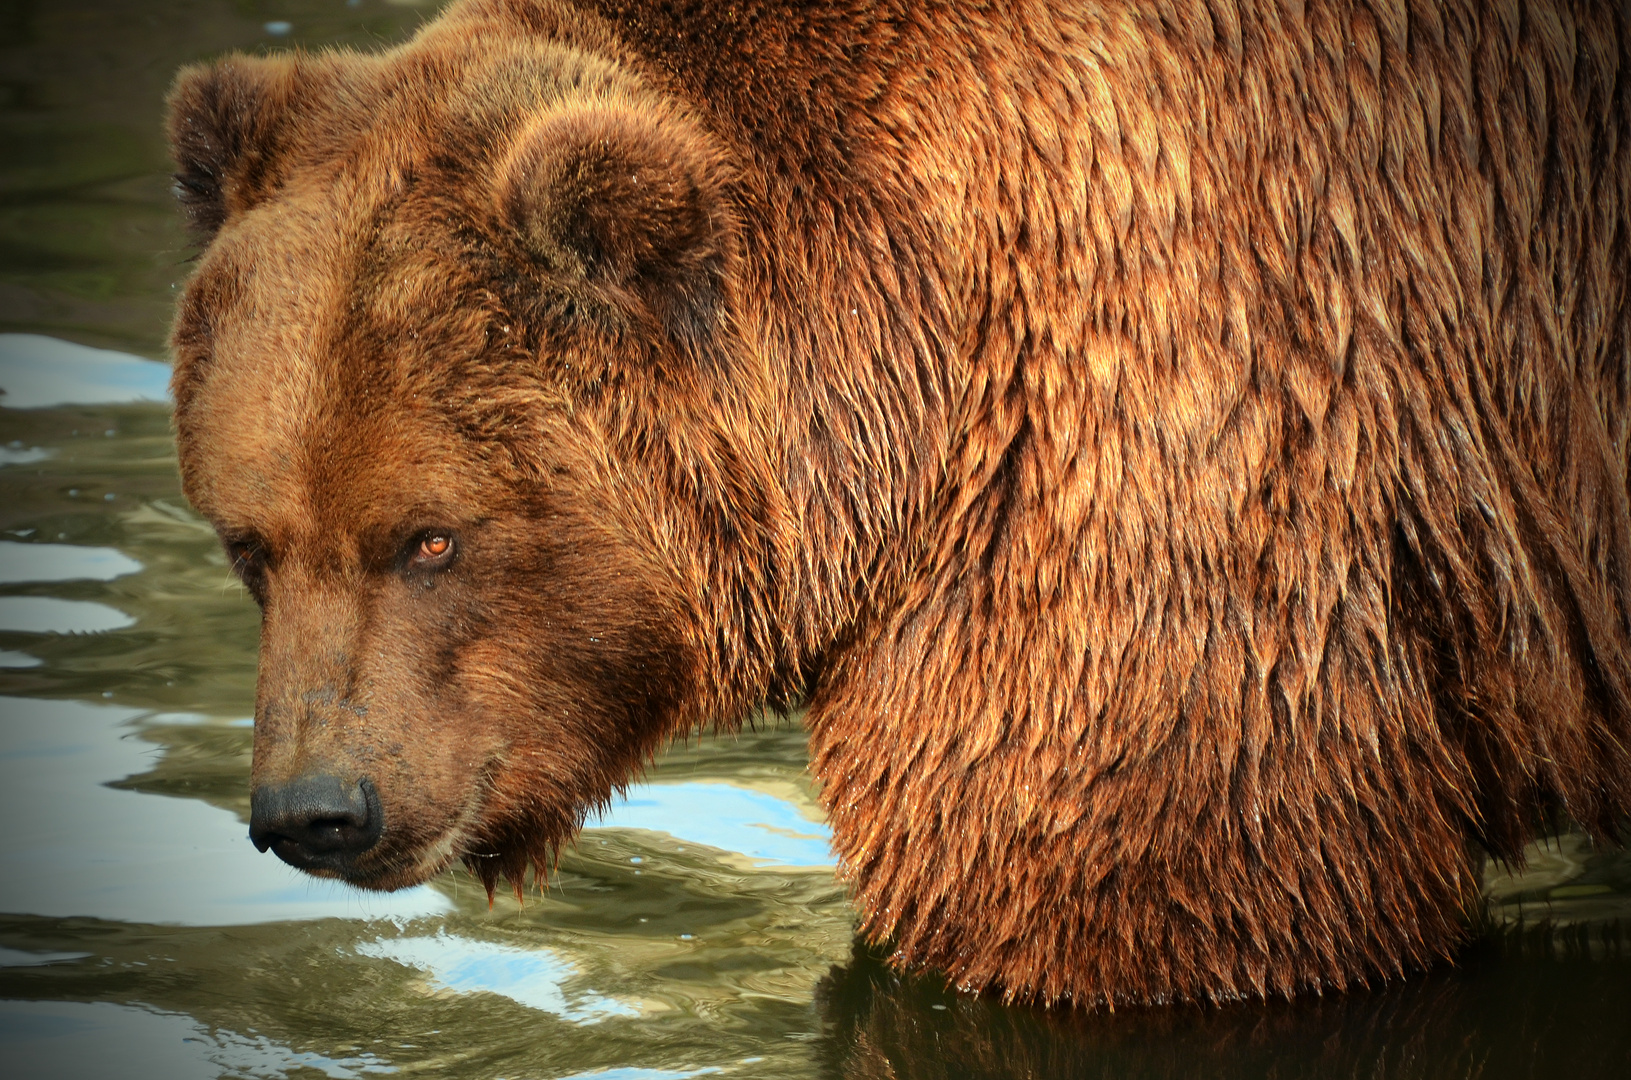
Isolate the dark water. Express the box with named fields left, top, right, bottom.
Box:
left=1, top=2, right=1628, bottom=1078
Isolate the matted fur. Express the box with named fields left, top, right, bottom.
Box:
left=167, top=0, right=1631, bottom=1007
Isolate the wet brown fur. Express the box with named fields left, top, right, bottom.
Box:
left=167, top=0, right=1631, bottom=1007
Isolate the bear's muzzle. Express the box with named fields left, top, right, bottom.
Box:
left=249, top=774, right=383, bottom=875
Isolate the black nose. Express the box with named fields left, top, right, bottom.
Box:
left=249, top=774, right=383, bottom=872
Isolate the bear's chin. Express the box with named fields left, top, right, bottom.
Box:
left=312, top=828, right=476, bottom=894
left=332, top=848, right=464, bottom=893
left=268, top=851, right=448, bottom=893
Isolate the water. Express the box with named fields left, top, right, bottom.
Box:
left=1, top=2, right=1628, bottom=1078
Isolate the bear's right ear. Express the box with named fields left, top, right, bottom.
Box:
left=166, top=56, right=297, bottom=241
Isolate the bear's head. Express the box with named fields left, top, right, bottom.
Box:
left=166, top=23, right=787, bottom=894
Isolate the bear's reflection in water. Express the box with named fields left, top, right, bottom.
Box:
left=814, top=928, right=1631, bottom=1080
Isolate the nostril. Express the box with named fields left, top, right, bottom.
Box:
left=249, top=774, right=383, bottom=867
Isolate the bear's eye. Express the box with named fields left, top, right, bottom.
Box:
left=225, top=537, right=262, bottom=574
left=222, top=535, right=269, bottom=602
left=408, top=533, right=456, bottom=570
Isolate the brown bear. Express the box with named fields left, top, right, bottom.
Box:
left=166, top=0, right=1631, bottom=1008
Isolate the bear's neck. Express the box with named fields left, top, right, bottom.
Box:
left=573, top=0, right=987, bottom=685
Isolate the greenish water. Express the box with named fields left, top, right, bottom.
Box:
left=1, top=2, right=1628, bottom=1078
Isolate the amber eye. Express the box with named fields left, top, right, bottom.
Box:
left=410, top=533, right=456, bottom=567
left=225, top=538, right=263, bottom=576
left=221, top=535, right=270, bottom=604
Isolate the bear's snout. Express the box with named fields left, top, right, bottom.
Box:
left=249, top=774, right=383, bottom=875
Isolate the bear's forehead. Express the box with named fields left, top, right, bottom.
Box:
left=176, top=209, right=512, bottom=550
left=183, top=39, right=620, bottom=376
left=275, top=34, right=633, bottom=203
left=183, top=335, right=481, bottom=551
left=177, top=28, right=648, bottom=399
left=173, top=32, right=636, bottom=548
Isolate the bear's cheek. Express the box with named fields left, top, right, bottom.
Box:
left=387, top=541, right=696, bottom=853
left=346, top=591, right=515, bottom=872
left=444, top=584, right=696, bottom=798
left=324, top=538, right=692, bottom=882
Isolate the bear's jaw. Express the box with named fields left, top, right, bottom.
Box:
left=342, top=827, right=469, bottom=893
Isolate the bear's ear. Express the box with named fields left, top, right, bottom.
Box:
left=166, top=55, right=297, bottom=241
left=496, top=104, right=737, bottom=345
